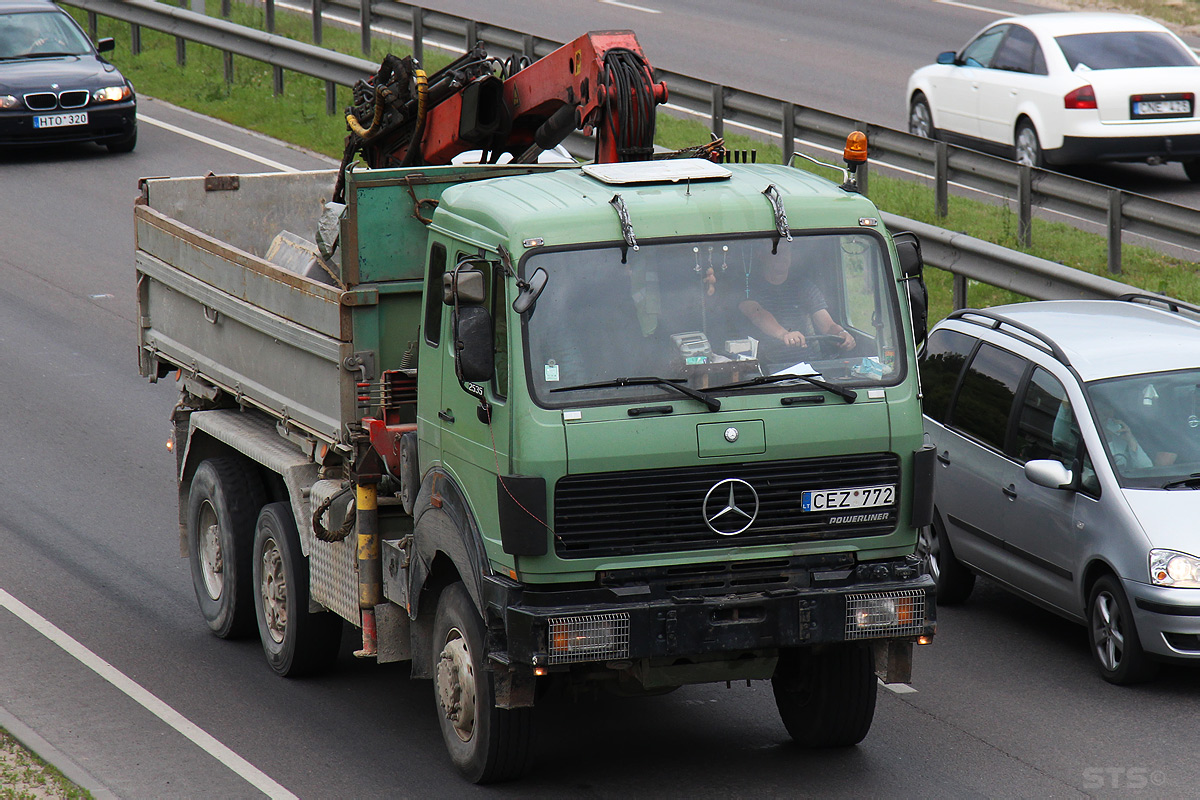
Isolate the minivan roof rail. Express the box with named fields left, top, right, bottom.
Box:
left=947, top=308, right=1071, bottom=366
left=1117, top=293, right=1200, bottom=319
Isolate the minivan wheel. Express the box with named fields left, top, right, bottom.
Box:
left=918, top=515, right=975, bottom=604
left=1088, top=575, right=1158, bottom=685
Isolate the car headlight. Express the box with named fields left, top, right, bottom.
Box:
left=91, top=85, right=132, bottom=103
left=0, top=95, right=19, bottom=110
left=1150, top=549, right=1200, bottom=588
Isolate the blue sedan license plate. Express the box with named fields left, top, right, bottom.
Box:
left=801, top=484, right=895, bottom=512
left=34, top=112, right=88, bottom=129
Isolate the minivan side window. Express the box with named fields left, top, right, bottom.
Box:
left=1014, top=368, right=1077, bottom=465
left=920, top=329, right=977, bottom=423
left=950, top=343, right=1027, bottom=451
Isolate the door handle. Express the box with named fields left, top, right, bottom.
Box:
left=1002, top=484, right=1018, bottom=499
left=438, top=409, right=455, bottom=423
left=936, top=451, right=951, bottom=466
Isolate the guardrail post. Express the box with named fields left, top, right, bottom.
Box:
left=360, top=0, right=372, bottom=55
left=953, top=274, right=969, bottom=310
left=1018, top=165, right=1032, bottom=248
left=264, top=0, right=275, bottom=33
left=326, top=80, right=337, bottom=115
left=176, top=0, right=187, bottom=66
left=712, top=84, right=724, bottom=139
left=86, top=11, right=96, bottom=39
left=312, top=0, right=322, bottom=44
left=221, top=0, right=230, bottom=17
left=223, top=51, right=233, bottom=84
left=781, top=102, right=794, bottom=166
left=1108, top=189, right=1123, bottom=275
left=935, top=141, right=948, bottom=218
left=856, top=121, right=869, bottom=196
left=130, top=22, right=140, bottom=55
left=523, top=33, right=535, bottom=64
left=273, top=66, right=284, bottom=96
left=466, top=20, right=478, bottom=49
left=412, top=7, right=424, bottom=65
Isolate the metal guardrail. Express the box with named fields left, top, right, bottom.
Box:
left=65, top=0, right=1187, bottom=309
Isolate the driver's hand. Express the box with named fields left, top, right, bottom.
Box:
left=837, top=330, right=856, bottom=350
left=781, top=330, right=806, bottom=347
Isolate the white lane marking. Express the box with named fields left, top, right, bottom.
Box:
left=601, top=0, right=662, bottom=13
left=882, top=680, right=919, bottom=694
left=932, top=0, right=1009, bottom=16
left=0, top=587, right=298, bottom=800
left=139, top=114, right=299, bottom=173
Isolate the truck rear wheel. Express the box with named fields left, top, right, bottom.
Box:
left=772, top=643, right=877, bottom=747
left=433, top=582, right=533, bottom=783
left=186, top=457, right=265, bottom=639
left=252, top=502, right=343, bottom=677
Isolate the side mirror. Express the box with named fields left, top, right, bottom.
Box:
left=1025, top=459, right=1074, bottom=490
left=96, top=37, right=115, bottom=53
left=443, top=267, right=487, bottom=305
left=936, top=51, right=957, bottom=66
left=907, top=279, right=928, bottom=348
left=512, top=267, right=548, bottom=315
left=893, top=231, right=927, bottom=346
left=455, top=305, right=495, bottom=383
left=893, top=231, right=924, bottom=278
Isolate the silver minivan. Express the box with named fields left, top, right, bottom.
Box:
left=919, top=296, right=1200, bottom=684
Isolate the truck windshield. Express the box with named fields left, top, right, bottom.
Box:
left=523, top=232, right=905, bottom=407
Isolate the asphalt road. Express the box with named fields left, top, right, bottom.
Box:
left=2, top=4, right=1200, bottom=797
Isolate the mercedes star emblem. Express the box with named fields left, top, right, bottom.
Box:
left=724, top=426, right=739, bottom=443
left=702, top=478, right=759, bottom=536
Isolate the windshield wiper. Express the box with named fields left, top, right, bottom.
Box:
left=710, top=372, right=857, bottom=403
left=550, top=376, right=721, bottom=411
left=22, top=52, right=77, bottom=58
left=1162, top=473, right=1200, bottom=489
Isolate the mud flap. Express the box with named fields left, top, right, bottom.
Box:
left=873, top=639, right=913, bottom=684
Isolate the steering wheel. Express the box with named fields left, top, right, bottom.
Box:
left=801, top=334, right=847, bottom=356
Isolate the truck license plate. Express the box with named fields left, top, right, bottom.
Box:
left=801, top=485, right=895, bottom=512
left=34, top=112, right=88, bottom=129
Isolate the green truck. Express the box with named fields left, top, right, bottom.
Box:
left=137, top=147, right=936, bottom=782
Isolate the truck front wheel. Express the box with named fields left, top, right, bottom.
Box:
left=433, top=582, right=533, bottom=783
left=772, top=643, right=877, bottom=747
left=252, top=502, right=343, bottom=677
left=186, top=457, right=265, bottom=639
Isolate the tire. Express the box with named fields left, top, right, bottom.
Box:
left=908, top=93, right=936, bottom=139
left=433, top=582, right=533, bottom=783
left=918, top=514, right=975, bottom=605
left=1184, top=160, right=1200, bottom=183
left=772, top=643, right=877, bottom=748
left=106, top=124, right=137, bottom=154
left=1088, top=574, right=1158, bottom=685
left=1014, top=120, right=1043, bottom=168
left=186, top=457, right=266, bottom=639
left=252, top=502, right=343, bottom=677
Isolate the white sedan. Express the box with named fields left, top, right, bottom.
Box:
left=906, top=13, right=1200, bottom=179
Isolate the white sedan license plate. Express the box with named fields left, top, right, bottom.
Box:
left=34, top=112, right=88, bottom=129
left=1133, top=100, right=1190, bottom=117
left=801, top=484, right=895, bottom=512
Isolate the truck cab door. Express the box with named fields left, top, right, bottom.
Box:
left=417, top=243, right=448, bottom=461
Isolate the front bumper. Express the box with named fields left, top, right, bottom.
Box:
left=0, top=100, right=136, bottom=147
left=1125, top=578, right=1200, bottom=659
left=484, top=558, right=936, bottom=668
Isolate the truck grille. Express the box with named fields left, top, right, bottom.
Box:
left=554, top=453, right=900, bottom=559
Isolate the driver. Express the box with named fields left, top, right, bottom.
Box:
left=738, top=245, right=855, bottom=359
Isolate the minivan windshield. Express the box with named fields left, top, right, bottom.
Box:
left=1088, top=369, right=1200, bottom=489
left=523, top=232, right=904, bottom=408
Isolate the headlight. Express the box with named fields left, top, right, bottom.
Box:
left=1150, top=549, right=1200, bottom=588
left=0, top=95, right=19, bottom=109
left=91, top=85, right=132, bottom=103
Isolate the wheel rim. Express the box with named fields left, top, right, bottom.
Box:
left=918, top=526, right=941, bottom=583
left=436, top=627, right=477, bottom=742
left=198, top=500, right=224, bottom=601
left=1016, top=127, right=1039, bottom=167
left=1091, top=590, right=1124, bottom=672
left=259, top=536, right=287, bottom=644
left=909, top=102, right=932, bottom=138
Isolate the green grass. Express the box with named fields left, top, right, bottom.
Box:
left=0, top=728, right=91, bottom=800
left=69, top=2, right=1200, bottom=323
